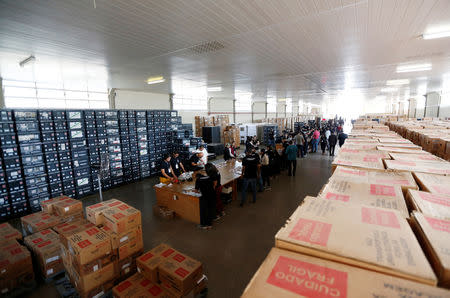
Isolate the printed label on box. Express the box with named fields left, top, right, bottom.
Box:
left=325, top=192, right=350, bottom=202
left=424, top=216, right=450, bottom=233
left=116, top=280, right=132, bottom=292
left=140, top=252, right=154, bottom=262
left=175, top=267, right=189, bottom=278
left=266, top=256, right=348, bottom=297
left=113, top=213, right=125, bottom=219
left=418, top=192, right=450, bottom=207
left=85, top=227, right=99, bottom=236
left=373, top=178, right=410, bottom=186
left=393, top=160, right=415, bottom=166
left=77, top=239, right=92, bottom=248
left=363, top=156, right=378, bottom=162
left=340, top=169, right=366, bottom=176
left=431, top=185, right=450, bottom=195
left=361, top=207, right=400, bottom=229
left=370, top=184, right=396, bottom=196
left=148, top=285, right=163, bottom=296
left=117, top=204, right=129, bottom=211
left=288, top=218, right=332, bottom=247
left=173, top=254, right=186, bottom=263
left=162, top=248, right=175, bottom=257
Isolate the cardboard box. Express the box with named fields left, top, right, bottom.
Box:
left=24, top=228, right=59, bottom=248
left=242, top=247, right=450, bottom=298
left=406, top=190, right=450, bottom=220
left=21, top=211, right=63, bottom=234
left=158, top=251, right=203, bottom=296
left=31, top=238, right=64, bottom=278
left=118, top=252, right=140, bottom=279
left=384, top=159, right=450, bottom=175
left=41, top=195, right=72, bottom=213
left=52, top=219, right=95, bottom=248
left=413, top=172, right=450, bottom=195
left=331, top=155, right=385, bottom=172
left=102, top=203, right=141, bottom=234
left=411, top=212, right=450, bottom=288
left=137, top=243, right=177, bottom=283
left=52, top=197, right=83, bottom=216
left=76, top=278, right=115, bottom=298
left=389, top=152, right=442, bottom=162
left=0, top=241, right=34, bottom=295
left=113, top=273, right=172, bottom=298
left=331, top=166, right=418, bottom=193
left=337, top=150, right=391, bottom=160
left=275, top=197, right=436, bottom=285
left=67, top=226, right=112, bottom=265
left=85, top=199, right=121, bottom=225
left=69, top=259, right=117, bottom=293
left=318, top=179, right=409, bottom=218
left=0, top=223, right=22, bottom=244
left=377, top=146, right=428, bottom=154
left=101, top=225, right=143, bottom=260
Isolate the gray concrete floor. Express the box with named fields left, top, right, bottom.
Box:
left=27, top=152, right=333, bottom=298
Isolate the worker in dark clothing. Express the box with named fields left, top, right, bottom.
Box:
left=285, top=141, right=298, bottom=176
left=205, top=163, right=224, bottom=219
left=170, top=151, right=186, bottom=177
left=160, top=153, right=177, bottom=183
left=188, top=151, right=204, bottom=171
left=223, top=143, right=235, bottom=161
left=320, top=134, right=328, bottom=155
left=240, top=150, right=260, bottom=207
left=195, top=171, right=215, bottom=230
left=328, top=132, right=338, bottom=156
left=338, top=132, right=348, bottom=147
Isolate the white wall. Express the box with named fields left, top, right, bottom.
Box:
left=114, top=89, right=169, bottom=109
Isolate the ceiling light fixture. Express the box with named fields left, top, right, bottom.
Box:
left=278, top=98, right=286, bottom=102
left=207, top=86, right=222, bottom=92
left=381, top=87, right=398, bottom=93
left=147, top=76, right=165, bottom=85
left=396, top=63, right=432, bottom=73
left=422, top=31, right=450, bottom=40
left=386, top=79, right=410, bottom=85
left=19, top=55, right=35, bottom=67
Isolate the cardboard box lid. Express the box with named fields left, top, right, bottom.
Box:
left=137, top=243, right=177, bottom=270
left=85, top=198, right=121, bottom=213
left=0, top=223, right=22, bottom=243
left=367, top=170, right=418, bottom=190
left=24, top=228, right=58, bottom=245
left=318, top=179, right=409, bottom=218
left=102, top=203, right=141, bottom=233
left=389, top=152, right=442, bottom=162
left=379, top=143, right=422, bottom=149
left=67, top=227, right=111, bottom=265
left=332, top=157, right=385, bottom=171
left=337, top=150, right=391, bottom=160
left=385, top=159, right=450, bottom=175
left=40, top=195, right=72, bottom=212
left=412, top=212, right=450, bottom=273
left=407, top=190, right=450, bottom=220
left=413, top=172, right=450, bottom=195
left=53, top=198, right=83, bottom=215
left=377, top=146, right=428, bottom=153
left=275, top=197, right=436, bottom=285
left=242, top=247, right=450, bottom=298
left=158, top=251, right=202, bottom=285
left=329, top=166, right=370, bottom=183
left=113, top=273, right=170, bottom=297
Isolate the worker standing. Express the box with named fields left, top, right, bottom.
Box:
left=328, top=132, right=338, bottom=156
left=285, top=141, right=298, bottom=176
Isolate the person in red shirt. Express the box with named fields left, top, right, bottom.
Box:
left=312, top=129, right=320, bottom=153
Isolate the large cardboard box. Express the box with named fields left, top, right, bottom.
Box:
left=406, top=190, right=450, bottom=220
left=337, top=150, right=390, bottom=160
left=24, top=228, right=59, bottom=247
left=158, top=251, right=203, bottom=296
left=378, top=142, right=422, bottom=149
left=0, top=240, right=34, bottom=295
left=100, top=225, right=143, bottom=260
left=137, top=243, right=177, bottom=283
left=385, top=159, right=450, bottom=175
left=411, top=212, right=450, bottom=288
left=68, top=258, right=117, bottom=293
left=41, top=195, right=72, bottom=213
left=21, top=211, right=63, bottom=234
left=52, top=219, right=95, bottom=248
left=318, top=179, right=409, bottom=218
left=102, top=203, right=141, bottom=234
left=413, top=172, right=450, bottom=195
left=67, top=226, right=112, bottom=265
left=330, top=166, right=418, bottom=193
left=113, top=273, right=172, bottom=298
left=85, top=199, right=121, bottom=225
left=242, top=247, right=450, bottom=297
left=377, top=146, right=428, bottom=154
left=52, top=197, right=83, bottom=216
left=331, top=155, right=385, bottom=172
left=0, top=222, right=22, bottom=244
left=389, top=152, right=442, bottom=161
left=275, top=197, right=436, bottom=285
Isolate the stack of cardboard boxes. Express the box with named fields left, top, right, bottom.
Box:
left=0, top=223, right=34, bottom=295
left=113, top=243, right=206, bottom=298
left=242, top=120, right=450, bottom=296
left=223, top=125, right=240, bottom=146
left=194, top=115, right=231, bottom=142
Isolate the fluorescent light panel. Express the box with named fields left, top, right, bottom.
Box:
left=386, top=79, right=410, bottom=85
left=207, top=86, right=222, bottom=92
left=422, top=31, right=450, bottom=40
left=396, top=64, right=431, bottom=73
left=147, top=76, right=165, bottom=84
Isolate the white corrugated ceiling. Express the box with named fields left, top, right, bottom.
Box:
left=0, top=0, right=450, bottom=103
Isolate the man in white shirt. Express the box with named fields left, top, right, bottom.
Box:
left=199, top=145, right=208, bottom=165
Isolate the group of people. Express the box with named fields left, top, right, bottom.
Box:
left=159, top=118, right=348, bottom=229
